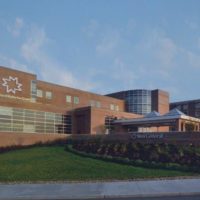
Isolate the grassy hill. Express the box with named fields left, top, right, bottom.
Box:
left=0, top=146, right=197, bottom=182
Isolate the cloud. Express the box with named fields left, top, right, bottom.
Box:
left=96, top=30, right=120, bottom=55
left=7, top=17, right=24, bottom=37
left=83, top=19, right=99, bottom=37
left=126, top=19, right=136, bottom=34
left=146, top=31, right=200, bottom=71
left=136, top=30, right=178, bottom=78
left=147, top=30, right=177, bottom=67
left=21, top=26, right=48, bottom=63
left=185, top=20, right=198, bottom=30
left=112, top=57, right=138, bottom=89
left=187, top=51, right=200, bottom=68
left=197, top=37, right=200, bottom=49
left=86, top=20, right=200, bottom=97
left=3, top=16, right=200, bottom=100
left=0, top=54, right=29, bottom=72
left=154, top=37, right=177, bottom=67
left=21, top=25, right=94, bottom=91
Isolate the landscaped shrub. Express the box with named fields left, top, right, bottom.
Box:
left=71, top=139, right=200, bottom=168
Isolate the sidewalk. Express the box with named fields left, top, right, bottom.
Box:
left=0, top=178, right=200, bottom=199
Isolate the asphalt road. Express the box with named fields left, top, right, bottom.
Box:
left=119, top=196, right=200, bottom=200
left=74, top=196, right=200, bottom=200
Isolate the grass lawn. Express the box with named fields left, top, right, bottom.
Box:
left=0, top=146, right=198, bottom=182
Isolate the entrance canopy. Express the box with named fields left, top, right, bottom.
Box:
left=113, top=109, right=200, bottom=131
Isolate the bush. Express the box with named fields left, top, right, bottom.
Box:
left=69, top=139, right=200, bottom=169
left=66, top=145, right=200, bottom=173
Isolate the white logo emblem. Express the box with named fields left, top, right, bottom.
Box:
left=2, top=76, right=22, bottom=94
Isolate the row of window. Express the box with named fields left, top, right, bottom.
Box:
left=110, top=104, right=119, bottom=111
left=37, top=89, right=52, bottom=99
left=31, top=82, right=120, bottom=111
left=36, top=91, right=80, bottom=105
left=176, top=103, right=200, bottom=110
left=0, top=106, right=71, bottom=134
left=126, top=90, right=151, bottom=96
left=66, top=95, right=79, bottom=104
left=90, top=100, right=101, bottom=108
left=39, top=91, right=120, bottom=111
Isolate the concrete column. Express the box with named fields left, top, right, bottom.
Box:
left=176, top=120, right=182, bottom=131
left=195, top=123, right=198, bottom=131
left=183, top=121, right=186, bottom=132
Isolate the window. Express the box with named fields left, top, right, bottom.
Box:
left=66, top=95, right=71, bottom=103
left=37, top=89, right=43, bottom=98
left=74, top=96, right=79, bottom=104
left=46, top=91, right=52, bottom=99
left=90, top=100, right=95, bottom=107
left=195, top=103, right=200, bottom=109
left=183, top=104, right=188, bottom=110
left=96, top=101, right=101, bottom=108
left=105, top=116, right=115, bottom=133
left=45, top=112, right=55, bottom=121
left=195, top=103, right=200, bottom=117
left=110, top=104, right=115, bottom=110
left=55, top=114, right=62, bottom=123
left=0, top=107, right=12, bottom=116
left=0, top=106, right=67, bottom=134
left=31, top=80, right=37, bottom=102
left=115, top=105, right=119, bottom=111
left=64, top=115, right=72, bottom=134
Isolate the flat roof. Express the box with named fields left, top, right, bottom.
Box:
left=170, top=99, right=200, bottom=105
left=0, top=65, right=35, bottom=77
left=114, top=109, right=200, bottom=126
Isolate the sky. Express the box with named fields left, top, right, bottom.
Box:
left=0, top=0, right=200, bottom=102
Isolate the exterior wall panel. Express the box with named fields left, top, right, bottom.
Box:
left=170, top=99, right=200, bottom=118
left=0, top=66, right=171, bottom=141
left=0, top=66, right=36, bottom=99
left=0, top=66, right=129, bottom=137
left=151, top=89, right=169, bottom=114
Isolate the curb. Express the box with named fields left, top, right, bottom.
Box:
left=1, top=178, right=200, bottom=199
left=2, top=192, right=200, bottom=200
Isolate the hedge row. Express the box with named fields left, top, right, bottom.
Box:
left=65, top=145, right=200, bottom=173
left=71, top=140, right=200, bottom=168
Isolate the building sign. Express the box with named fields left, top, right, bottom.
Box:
left=2, top=76, right=22, bottom=94
left=131, top=133, right=164, bottom=140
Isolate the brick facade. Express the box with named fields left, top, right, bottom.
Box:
left=0, top=66, right=141, bottom=138
left=0, top=66, right=175, bottom=147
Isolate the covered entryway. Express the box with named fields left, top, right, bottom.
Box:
left=113, top=109, right=200, bottom=133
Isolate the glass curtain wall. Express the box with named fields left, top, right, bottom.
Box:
left=125, top=90, right=151, bottom=115
left=195, top=102, right=200, bottom=118
left=0, top=106, right=71, bottom=134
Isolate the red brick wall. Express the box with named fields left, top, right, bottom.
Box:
left=0, top=66, right=36, bottom=99
left=0, top=66, right=125, bottom=114
left=72, top=107, right=91, bottom=134
left=151, top=89, right=169, bottom=114
left=90, top=107, right=142, bottom=134
left=72, top=107, right=142, bottom=135
left=0, top=132, right=68, bottom=147
left=36, top=80, right=125, bottom=112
